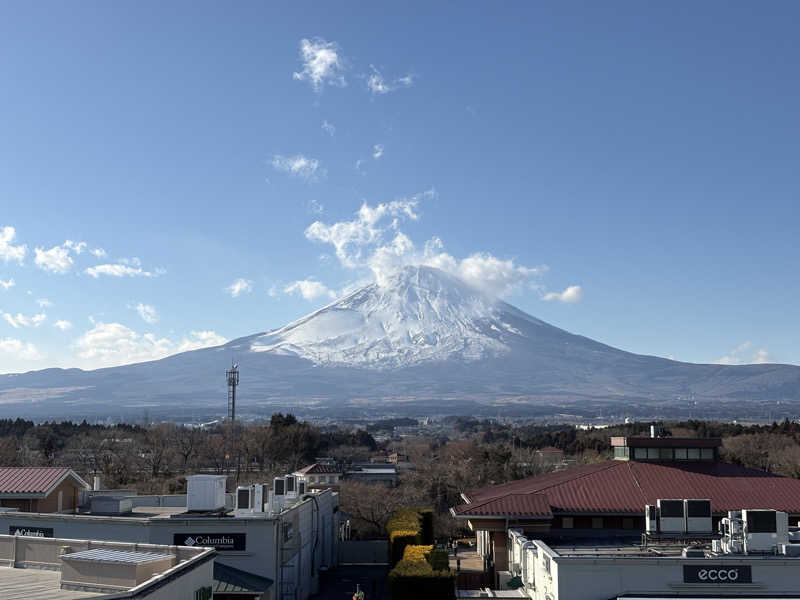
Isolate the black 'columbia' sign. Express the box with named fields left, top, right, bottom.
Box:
left=10, top=526, right=53, bottom=537
left=173, top=533, right=246, bottom=551
left=683, top=565, right=752, bottom=584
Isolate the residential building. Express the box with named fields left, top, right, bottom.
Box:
left=293, top=463, right=343, bottom=490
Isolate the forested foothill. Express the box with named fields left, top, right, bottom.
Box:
left=2, top=414, right=800, bottom=539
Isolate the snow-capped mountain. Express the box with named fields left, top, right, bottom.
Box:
left=250, top=266, right=536, bottom=368
left=3, top=265, right=800, bottom=421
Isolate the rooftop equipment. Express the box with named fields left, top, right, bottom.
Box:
left=645, top=504, right=658, bottom=534
left=657, top=499, right=686, bottom=534
left=743, top=509, right=788, bottom=553
left=685, top=499, right=712, bottom=533
left=187, top=474, right=226, bottom=512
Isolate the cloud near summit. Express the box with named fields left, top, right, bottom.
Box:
left=302, top=192, right=562, bottom=299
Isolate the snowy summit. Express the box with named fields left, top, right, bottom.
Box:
left=250, top=266, right=543, bottom=368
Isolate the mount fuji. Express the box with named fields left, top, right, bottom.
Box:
left=2, top=265, right=800, bottom=421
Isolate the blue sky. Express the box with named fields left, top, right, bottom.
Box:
left=1, top=1, right=799, bottom=373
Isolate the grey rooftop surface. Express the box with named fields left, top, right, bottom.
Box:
left=61, top=548, right=173, bottom=563
left=0, top=566, right=103, bottom=599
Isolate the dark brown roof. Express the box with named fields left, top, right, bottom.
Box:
left=610, top=437, right=721, bottom=448
left=296, top=463, right=341, bottom=475
left=456, top=460, right=800, bottom=518
left=0, top=467, right=87, bottom=496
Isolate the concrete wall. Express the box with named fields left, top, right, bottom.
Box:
left=139, top=558, right=214, bottom=600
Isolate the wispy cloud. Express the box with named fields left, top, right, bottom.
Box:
left=90, top=248, right=107, bottom=258
left=293, top=38, right=346, bottom=91
left=322, top=120, right=336, bottom=136
left=3, top=312, right=46, bottom=328
left=542, top=285, right=584, bottom=303
left=373, top=144, right=384, bottom=159
left=714, top=341, right=773, bottom=365
left=284, top=279, right=336, bottom=301
left=85, top=257, right=164, bottom=279
left=177, top=330, right=228, bottom=353
left=135, top=302, right=159, bottom=324
left=54, top=320, right=72, bottom=331
left=366, top=66, right=414, bottom=95
left=0, top=337, right=41, bottom=360
left=0, top=279, right=14, bottom=291
left=307, top=199, right=325, bottom=215
left=271, top=154, right=322, bottom=181
left=36, top=298, right=53, bottom=307
left=0, top=226, right=27, bottom=263
left=226, top=278, right=253, bottom=298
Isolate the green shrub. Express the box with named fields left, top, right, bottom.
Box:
left=386, top=508, right=425, bottom=566
left=428, top=548, right=450, bottom=572
left=418, top=508, right=434, bottom=544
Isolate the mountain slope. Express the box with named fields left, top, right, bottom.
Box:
left=2, top=266, right=800, bottom=420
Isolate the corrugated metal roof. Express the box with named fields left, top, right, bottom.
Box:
left=213, top=562, right=273, bottom=593
left=458, top=460, right=800, bottom=517
left=0, top=467, right=76, bottom=494
left=61, top=549, right=172, bottom=564
left=454, top=493, right=552, bottom=517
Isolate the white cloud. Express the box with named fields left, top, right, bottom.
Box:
left=73, top=321, right=173, bottom=367
left=271, top=154, right=322, bottom=181
left=307, top=199, right=324, bottom=216
left=0, top=337, right=42, bottom=360
left=64, top=240, right=87, bottom=254
left=0, top=279, right=14, bottom=291
left=304, top=195, right=422, bottom=269
left=226, top=278, right=253, bottom=298
left=366, top=66, right=414, bottom=95
left=135, top=303, right=159, bottom=324
left=177, top=330, right=228, bottom=353
left=72, top=321, right=227, bottom=368
left=33, top=239, right=96, bottom=274
left=54, top=320, right=72, bottom=331
left=3, top=312, right=46, bottom=328
left=34, top=245, right=73, bottom=274
left=373, top=144, right=384, bottom=159
left=284, top=279, right=336, bottom=301
left=85, top=258, right=164, bottom=278
left=36, top=298, right=53, bottom=307
left=542, top=285, right=584, bottom=303
left=292, top=38, right=346, bottom=91
left=303, top=191, right=550, bottom=298
left=90, top=248, right=107, bottom=258
left=322, top=120, right=336, bottom=136
left=714, top=341, right=773, bottom=365
left=0, top=226, right=27, bottom=263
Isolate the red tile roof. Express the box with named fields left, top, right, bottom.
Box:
left=457, top=460, right=800, bottom=517
left=0, top=467, right=84, bottom=495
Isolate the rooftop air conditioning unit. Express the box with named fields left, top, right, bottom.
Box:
left=685, top=499, right=712, bottom=533
left=251, top=483, right=264, bottom=513
left=645, top=504, right=658, bottom=534
left=657, top=499, right=686, bottom=534
left=286, top=475, right=297, bottom=497
left=298, top=480, right=307, bottom=495
left=743, top=509, right=788, bottom=553
left=187, top=474, right=226, bottom=512
left=236, top=485, right=252, bottom=513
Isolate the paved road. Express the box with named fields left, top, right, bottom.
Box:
left=310, top=565, right=388, bottom=600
